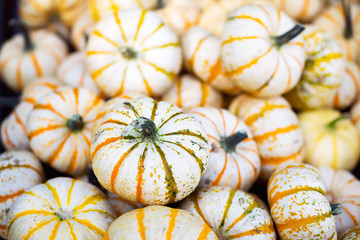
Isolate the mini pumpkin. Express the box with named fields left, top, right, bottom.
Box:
left=272, top=0, right=325, bottom=22
left=220, top=3, right=306, bottom=97
left=91, top=97, right=209, bottom=205
left=162, top=74, right=223, bottom=110
left=86, top=8, right=182, bottom=97
left=299, top=109, right=360, bottom=171
left=103, top=205, right=218, bottom=239
left=6, top=177, right=115, bottom=240
left=0, top=150, right=44, bottom=239
left=229, top=94, right=304, bottom=181
left=268, top=163, right=337, bottom=240
left=71, top=13, right=95, bottom=51
left=180, top=186, right=276, bottom=239
left=340, top=226, right=360, bottom=239
left=0, top=28, right=68, bottom=92
left=189, top=108, right=260, bottom=191
left=26, top=87, right=104, bottom=176
left=319, top=167, right=360, bottom=235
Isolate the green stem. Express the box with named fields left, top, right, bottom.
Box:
left=9, top=19, right=33, bottom=51
left=331, top=203, right=343, bottom=215
left=342, top=0, right=353, bottom=39
left=272, top=24, right=305, bottom=47
left=326, top=116, right=347, bottom=130
left=120, top=47, right=138, bottom=60
left=220, top=131, right=248, bottom=153
left=66, top=114, right=85, bottom=132
left=121, top=117, right=157, bottom=142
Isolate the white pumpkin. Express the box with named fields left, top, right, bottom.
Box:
left=272, top=0, right=325, bottom=22
left=339, top=226, right=360, bottom=239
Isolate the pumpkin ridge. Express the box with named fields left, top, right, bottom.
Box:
left=254, top=124, right=298, bottom=142
left=45, top=182, right=62, bottom=207
left=23, top=219, right=54, bottom=240
left=66, top=221, right=77, bottom=239
left=226, top=197, right=259, bottom=231
left=123, top=102, right=140, bottom=118
left=197, top=224, right=212, bottom=240
left=47, top=134, right=71, bottom=165
left=229, top=15, right=269, bottom=34
left=157, top=112, right=182, bottom=130
left=211, top=154, right=228, bottom=186
left=73, top=193, right=105, bottom=212
left=7, top=210, right=53, bottom=231
left=49, top=222, right=61, bottom=240
left=0, top=189, right=23, bottom=203
left=66, top=179, right=76, bottom=205
left=261, top=148, right=303, bottom=165
left=92, top=30, right=118, bottom=47
left=151, top=101, right=158, bottom=122
left=91, top=137, right=123, bottom=159
left=0, top=164, right=41, bottom=175
left=139, top=23, right=164, bottom=46
left=28, top=124, right=64, bottom=139
left=228, top=223, right=275, bottom=238
left=161, top=131, right=208, bottom=143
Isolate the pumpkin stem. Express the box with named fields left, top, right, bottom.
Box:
left=342, top=0, right=353, bottom=39
left=326, top=116, right=347, bottom=130
left=9, top=19, right=33, bottom=51
left=54, top=207, right=74, bottom=221
left=220, top=131, right=248, bottom=153
left=66, top=114, right=85, bottom=132
left=120, top=47, right=138, bottom=60
left=272, top=24, right=305, bottom=47
left=157, top=0, right=164, bottom=9
left=121, top=117, right=158, bottom=142
left=331, top=203, right=343, bottom=215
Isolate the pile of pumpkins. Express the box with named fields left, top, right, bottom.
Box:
left=1, top=0, right=360, bottom=239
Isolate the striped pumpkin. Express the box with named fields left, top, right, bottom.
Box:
left=91, top=97, right=209, bottom=205
left=103, top=205, right=217, bottom=239
left=1, top=77, right=62, bottom=150
left=299, top=109, right=360, bottom=171
left=6, top=177, right=115, bottom=240
left=285, top=25, right=345, bottom=110
left=189, top=108, right=260, bottom=191
left=0, top=29, right=68, bottom=92
left=182, top=26, right=242, bottom=95
left=268, top=163, right=337, bottom=240
left=26, top=87, right=105, bottom=176
left=220, top=3, right=306, bottom=98
left=229, top=94, right=304, bottom=181
left=162, top=75, right=223, bottom=110
left=71, top=13, right=95, bottom=51
left=57, top=52, right=102, bottom=95
left=340, top=226, right=360, bottom=240
left=180, top=186, right=276, bottom=239
left=272, top=0, right=325, bottom=22
left=315, top=2, right=360, bottom=62
left=86, top=8, right=182, bottom=98
left=319, top=167, right=360, bottom=235
left=331, top=61, right=360, bottom=109
left=0, top=150, right=44, bottom=239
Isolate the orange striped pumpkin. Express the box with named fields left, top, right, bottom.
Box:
left=285, top=25, right=345, bottom=110
left=272, top=0, right=325, bottom=22
left=315, top=2, right=360, bottom=62
left=26, top=87, right=104, bottom=176
left=268, top=163, right=337, bottom=239
left=0, top=29, right=68, bottom=92
left=0, top=150, right=44, bottom=239
left=162, top=75, right=223, bottom=110
left=220, top=3, right=306, bottom=98
left=0, top=77, right=62, bottom=150
left=6, top=177, right=115, bottom=240
left=103, top=205, right=218, bottom=239
left=91, top=97, right=209, bottom=205
left=180, top=186, right=276, bottom=239
left=86, top=8, right=182, bottom=98
left=319, top=167, right=360, bottom=235
left=57, top=52, right=102, bottom=95
left=189, top=108, right=260, bottom=191
left=71, top=13, right=95, bottom=51
left=299, top=109, right=360, bottom=171
left=340, top=226, right=360, bottom=239
left=229, top=94, right=304, bottom=181
left=182, top=26, right=242, bottom=95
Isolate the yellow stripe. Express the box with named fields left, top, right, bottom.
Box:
left=140, top=59, right=176, bottom=79
left=197, top=224, right=212, bottom=240
left=142, top=42, right=179, bottom=52
left=49, top=222, right=61, bottom=240
left=136, top=208, right=146, bottom=240
left=67, top=221, right=77, bottom=240
left=134, top=10, right=146, bottom=42
left=140, top=23, right=164, bottom=46
left=73, top=218, right=105, bottom=236
left=23, top=219, right=54, bottom=240
left=166, top=208, right=178, bottom=240
left=87, top=51, right=117, bottom=56
left=66, top=179, right=76, bottom=205
left=91, top=61, right=117, bottom=80
left=73, top=194, right=105, bottom=212
left=45, top=182, right=62, bottom=207
left=222, top=36, right=260, bottom=46
left=8, top=210, right=53, bottom=231
left=92, top=30, right=118, bottom=47
left=229, top=15, right=270, bottom=34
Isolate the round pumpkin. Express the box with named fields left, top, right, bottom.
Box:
left=162, top=74, right=223, bottom=110
left=268, top=163, right=337, bottom=240
left=182, top=26, right=242, bottom=95
left=272, top=0, right=325, bottom=22
left=86, top=8, right=182, bottom=98
left=189, top=108, right=260, bottom=191
left=6, top=177, right=115, bottom=240
left=220, top=3, right=306, bottom=97
left=299, top=109, right=360, bottom=171
left=26, top=87, right=105, bottom=176
left=103, top=205, right=217, bottom=239
left=229, top=94, right=304, bottom=181
left=0, top=150, right=44, bottom=239
left=319, top=167, right=360, bottom=235
left=339, top=226, right=360, bottom=239
left=180, top=186, right=276, bottom=239
left=71, top=13, right=95, bottom=51
left=0, top=29, right=68, bottom=92
left=285, top=25, right=345, bottom=110
left=57, top=52, right=102, bottom=95
left=91, top=97, right=209, bottom=205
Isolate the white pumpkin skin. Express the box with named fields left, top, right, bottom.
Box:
left=0, top=30, right=68, bottom=92
left=319, top=167, right=360, bottom=235
left=189, top=108, right=260, bottom=191
left=339, top=226, right=360, bottom=240
left=0, top=150, right=44, bottom=239
left=221, top=3, right=306, bottom=97
left=103, top=205, right=218, bottom=239
left=272, top=0, right=325, bottom=22
left=86, top=9, right=182, bottom=98
left=91, top=97, right=209, bottom=205
left=71, top=13, right=95, bottom=51
left=180, top=186, right=276, bottom=240
left=268, top=163, right=337, bottom=240
left=6, top=177, right=115, bottom=240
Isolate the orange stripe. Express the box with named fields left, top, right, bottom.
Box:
left=221, top=36, right=260, bottom=46
left=176, top=77, right=183, bottom=108
left=200, top=82, right=209, bottom=107
left=343, top=207, right=359, bottom=225
left=197, top=224, right=212, bottom=240
left=28, top=125, right=63, bottom=139
left=73, top=218, right=105, bottom=236
left=166, top=208, right=178, bottom=240
left=91, top=137, right=123, bottom=160
left=114, top=12, right=128, bottom=43
left=48, top=133, right=71, bottom=165
left=237, top=152, right=257, bottom=181
left=13, top=111, right=26, bottom=133
left=299, top=0, right=310, bottom=20
left=134, top=10, right=146, bottom=42
left=232, top=155, right=242, bottom=189
left=227, top=198, right=259, bottom=230
left=34, top=104, right=66, bottom=119
left=269, top=186, right=325, bottom=207
left=211, top=153, right=227, bottom=186
left=92, top=30, right=118, bottom=47
left=321, top=12, right=342, bottom=28
left=136, top=62, right=154, bottom=97
left=192, top=111, right=221, bottom=135
left=49, top=222, right=61, bottom=240
left=66, top=221, right=77, bottom=240
left=102, top=232, right=110, bottom=240
left=254, top=125, right=298, bottom=143
left=91, top=61, right=117, bottom=80
left=74, top=194, right=105, bottom=212
left=136, top=147, right=148, bottom=204
left=190, top=195, right=211, bottom=227
left=347, top=66, right=359, bottom=93
left=0, top=189, right=24, bottom=203
left=2, top=124, right=15, bottom=149
left=30, top=52, right=42, bottom=77
left=67, top=141, right=78, bottom=174
left=206, top=58, right=222, bottom=84
left=229, top=223, right=274, bottom=238
left=86, top=51, right=117, bottom=56
left=136, top=208, right=146, bottom=240
left=231, top=15, right=269, bottom=34
left=16, top=59, right=22, bottom=90
left=0, top=164, right=41, bottom=175
left=23, top=219, right=54, bottom=240
left=261, top=149, right=302, bottom=165
left=187, top=35, right=211, bottom=72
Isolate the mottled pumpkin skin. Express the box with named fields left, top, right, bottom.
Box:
left=268, top=163, right=337, bottom=240
left=103, top=205, right=218, bottom=240
left=91, top=97, right=209, bottom=205
left=0, top=150, right=44, bottom=239
left=7, top=177, right=115, bottom=240
left=180, top=186, right=276, bottom=240
left=319, top=167, right=360, bottom=235
left=272, top=0, right=325, bottom=22
left=340, top=226, right=360, bottom=240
